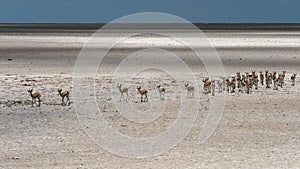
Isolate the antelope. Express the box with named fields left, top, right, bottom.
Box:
left=276, top=73, right=284, bottom=88
left=245, top=72, right=250, bottom=81
left=291, top=73, right=297, bottom=86
left=271, top=71, right=277, bottom=84
left=251, top=70, right=256, bottom=79
left=265, top=70, right=269, bottom=84
left=222, top=77, right=226, bottom=91
left=226, top=78, right=235, bottom=93
left=28, top=88, right=41, bottom=107
left=232, top=77, right=236, bottom=93
left=265, top=70, right=269, bottom=79
left=253, top=75, right=259, bottom=90
left=279, top=71, right=286, bottom=87
left=241, top=74, right=246, bottom=82
left=259, top=71, right=264, bottom=85
left=236, top=72, right=243, bottom=93
left=265, top=74, right=272, bottom=89
left=58, top=88, right=70, bottom=106
left=225, top=78, right=230, bottom=93
left=236, top=72, right=241, bottom=81
left=248, top=71, right=256, bottom=85
left=137, top=86, right=148, bottom=102
left=203, top=78, right=212, bottom=94
left=216, top=80, right=223, bottom=93
left=273, top=76, right=281, bottom=90
left=241, top=79, right=246, bottom=92
left=236, top=77, right=243, bottom=93
left=157, top=84, right=166, bottom=100
left=282, top=70, right=286, bottom=80
left=117, top=83, right=128, bottom=102
left=185, top=83, right=195, bottom=99
left=211, top=79, right=216, bottom=96
left=243, top=80, right=253, bottom=94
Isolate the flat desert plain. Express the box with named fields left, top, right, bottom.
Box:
left=0, top=26, right=300, bottom=168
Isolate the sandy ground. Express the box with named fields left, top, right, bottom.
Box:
left=1, top=29, right=300, bottom=168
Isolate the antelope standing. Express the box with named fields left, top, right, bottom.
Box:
left=58, top=88, right=70, bottom=106
left=236, top=72, right=241, bottom=81
left=203, top=78, right=212, bottom=94
left=117, top=83, right=128, bottom=102
left=185, top=83, right=195, bottom=99
left=259, top=71, right=264, bottom=85
left=265, top=70, right=269, bottom=79
left=265, top=74, right=272, bottom=89
left=271, top=71, right=277, bottom=84
left=243, top=80, right=253, bottom=94
left=225, top=78, right=230, bottom=93
left=253, top=75, right=259, bottom=90
left=236, top=72, right=243, bottom=93
left=232, top=77, right=236, bottom=93
left=216, top=80, right=223, bottom=93
left=211, top=79, right=216, bottom=96
left=137, top=86, right=148, bottom=102
left=245, top=72, right=250, bottom=81
left=241, top=74, right=246, bottom=83
left=251, top=70, right=256, bottom=79
left=273, top=76, right=279, bottom=90
left=226, top=78, right=235, bottom=93
left=249, top=71, right=256, bottom=85
left=291, top=73, right=297, bottom=86
left=279, top=71, right=286, bottom=87
left=276, top=73, right=283, bottom=88
left=157, top=84, right=166, bottom=100
left=222, top=77, right=226, bottom=91
left=28, top=88, right=41, bottom=107
left=236, top=78, right=243, bottom=93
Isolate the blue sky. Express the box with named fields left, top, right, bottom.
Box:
left=0, top=0, right=299, bottom=23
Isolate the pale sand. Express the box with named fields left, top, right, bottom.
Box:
left=0, top=29, right=300, bottom=168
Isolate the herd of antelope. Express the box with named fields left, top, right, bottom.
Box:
left=118, top=70, right=297, bottom=102
left=201, top=70, right=297, bottom=96
left=25, top=70, right=297, bottom=107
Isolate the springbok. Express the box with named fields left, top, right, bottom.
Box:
left=236, top=72, right=241, bottom=81
left=271, top=71, right=277, bottom=84
left=276, top=73, right=283, bottom=88
left=216, top=80, right=223, bottom=93
left=291, top=73, right=297, bottom=86
left=226, top=78, right=235, bottom=93
left=236, top=72, right=243, bottom=93
left=279, top=71, right=286, bottom=87
left=185, top=83, right=195, bottom=99
left=211, top=79, right=216, bottom=96
left=225, top=78, right=230, bottom=93
left=259, top=71, right=264, bottom=85
left=58, top=88, right=70, bottom=106
left=265, top=70, right=269, bottom=79
left=28, top=88, right=41, bottom=107
left=245, top=72, right=250, bottom=81
left=253, top=75, right=259, bottom=90
left=236, top=77, right=243, bottom=93
left=117, top=83, right=128, bottom=102
left=157, top=84, right=166, bottom=100
left=243, top=80, right=253, bottom=94
left=265, top=73, right=272, bottom=89
left=203, top=78, right=212, bottom=94
left=137, top=86, right=148, bottom=102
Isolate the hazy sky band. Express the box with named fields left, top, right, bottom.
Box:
left=1, top=0, right=299, bottom=23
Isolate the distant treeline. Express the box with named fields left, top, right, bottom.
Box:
left=1, top=23, right=300, bottom=33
